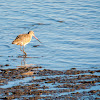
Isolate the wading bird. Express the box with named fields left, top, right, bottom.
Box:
left=12, top=31, right=41, bottom=56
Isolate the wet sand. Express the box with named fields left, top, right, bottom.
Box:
left=0, top=65, right=100, bottom=100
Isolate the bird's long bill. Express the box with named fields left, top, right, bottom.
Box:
left=33, top=35, right=41, bottom=43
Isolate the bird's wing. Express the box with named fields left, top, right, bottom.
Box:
left=15, top=34, right=23, bottom=40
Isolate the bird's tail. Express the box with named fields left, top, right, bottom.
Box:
left=12, top=40, right=21, bottom=46
left=12, top=41, right=15, bottom=44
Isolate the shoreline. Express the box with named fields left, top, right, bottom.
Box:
left=0, top=65, right=100, bottom=99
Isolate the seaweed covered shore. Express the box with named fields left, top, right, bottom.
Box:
left=0, top=65, right=100, bottom=100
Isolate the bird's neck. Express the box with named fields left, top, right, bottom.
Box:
left=28, top=33, right=33, bottom=37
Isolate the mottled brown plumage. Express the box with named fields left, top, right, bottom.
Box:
left=12, top=31, right=33, bottom=46
left=12, top=31, right=41, bottom=55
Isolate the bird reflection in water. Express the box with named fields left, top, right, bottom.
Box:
left=17, top=55, right=40, bottom=76
left=18, top=55, right=38, bottom=67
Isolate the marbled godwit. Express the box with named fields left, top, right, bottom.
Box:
left=12, top=31, right=41, bottom=55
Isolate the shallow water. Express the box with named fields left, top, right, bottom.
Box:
left=0, top=0, right=100, bottom=98
left=0, top=0, right=100, bottom=70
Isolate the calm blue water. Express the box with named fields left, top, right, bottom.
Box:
left=0, top=0, right=100, bottom=70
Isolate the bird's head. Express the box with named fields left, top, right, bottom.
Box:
left=28, top=31, right=41, bottom=43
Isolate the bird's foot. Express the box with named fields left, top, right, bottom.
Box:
left=23, top=51, right=27, bottom=57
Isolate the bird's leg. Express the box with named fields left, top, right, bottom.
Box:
left=23, top=46, right=27, bottom=56
left=20, top=46, right=22, bottom=51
